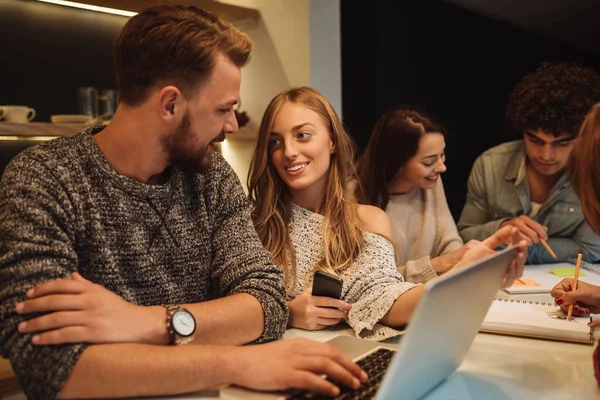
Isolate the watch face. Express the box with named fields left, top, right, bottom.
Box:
left=172, top=310, right=196, bottom=337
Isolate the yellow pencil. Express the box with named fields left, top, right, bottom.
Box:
left=567, top=249, right=583, bottom=320
left=539, top=237, right=557, bottom=260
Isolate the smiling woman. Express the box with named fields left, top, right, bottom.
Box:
left=357, top=106, right=474, bottom=284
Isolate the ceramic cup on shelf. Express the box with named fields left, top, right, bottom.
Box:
left=98, top=89, right=119, bottom=120
left=77, top=86, right=98, bottom=118
left=0, top=105, right=36, bottom=124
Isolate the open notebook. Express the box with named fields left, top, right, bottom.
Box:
left=480, top=298, right=594, bottom=345
left=503, top=261, right=600, bottom=294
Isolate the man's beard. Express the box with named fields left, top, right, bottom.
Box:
left=165, top=110, right=213, bottom=174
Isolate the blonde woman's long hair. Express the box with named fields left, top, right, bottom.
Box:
left=248, top=87, right=364, bottom=293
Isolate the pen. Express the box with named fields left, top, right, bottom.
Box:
left=539, top=237, right=557, bottom=260
left=567, top=248, right=583, bottom=320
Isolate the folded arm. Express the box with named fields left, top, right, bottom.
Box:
left=17, top=273, right=269, bottom=346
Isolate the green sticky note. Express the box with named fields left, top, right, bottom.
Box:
left=550, top=267, right=586, bottom=278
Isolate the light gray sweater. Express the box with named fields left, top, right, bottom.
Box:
left=386, top=180, right=463, bottom=283
left=0, top=127, right=287, bottom=400
left=288, top=203, right=417, bottom=341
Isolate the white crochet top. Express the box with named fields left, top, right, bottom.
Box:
left=288, top=203, right=418, bottom=341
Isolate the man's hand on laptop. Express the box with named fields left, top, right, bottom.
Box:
left=451, top=226, right=528, bottom=287
left=230, top=337, right=368, bottom=397
left=15, top=272, right=167, bottom=345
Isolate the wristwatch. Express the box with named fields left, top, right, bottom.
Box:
left=163, top=304, right=196, bottom=345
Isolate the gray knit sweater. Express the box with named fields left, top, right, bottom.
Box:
left=0, top=127, right=287, bottom=400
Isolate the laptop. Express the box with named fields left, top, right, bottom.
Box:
left=221, top=246, right=517, bottom=400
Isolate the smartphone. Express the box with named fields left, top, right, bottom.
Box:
left=312, top=270, right=343, bottom=299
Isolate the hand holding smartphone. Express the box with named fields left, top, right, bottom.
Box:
left=312, top=270, right=343, bottom=299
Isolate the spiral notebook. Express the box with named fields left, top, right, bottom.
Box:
left=503, top=260, right=600, bottom=294
left=480, top=298, right=594, bottom=345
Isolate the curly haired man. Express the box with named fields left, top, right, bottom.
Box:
left=458, top=62, right=600, bottom=264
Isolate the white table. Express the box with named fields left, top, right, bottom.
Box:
left=5, top=291, right=599, bottom=400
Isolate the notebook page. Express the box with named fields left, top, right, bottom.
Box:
left=482, top=299, right=592, bottom=342
left=504, top=262, right=600, bottom=294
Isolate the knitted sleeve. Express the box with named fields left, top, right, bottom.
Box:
left=343, top=233, right=419, bottom=341
left=205, top=154, right=288, bottom=342
left=0, top=151, right=87, bottom=400
left=400, top=256, right=438, bottom=284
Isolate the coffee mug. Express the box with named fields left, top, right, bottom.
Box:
left=99, top=89, right=119, bottom=120
left=0, top=105, right=36, bottom=124
left=77, top=87, right=98, bottom=117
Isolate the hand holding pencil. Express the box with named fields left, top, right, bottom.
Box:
left=550, top=249, right=600, bottom=325
left=499, top=215, right=548, bottom=245
left=499, top=215, right=558, bottom=259
left=551, top=280, right=600, bottom=326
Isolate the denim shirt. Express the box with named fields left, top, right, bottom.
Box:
left=457, top=140, right=600, bottom=264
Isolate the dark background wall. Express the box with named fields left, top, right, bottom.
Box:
left=341, top=0, right=600, bottom=220
left=0, top=0, right=127, bottom=122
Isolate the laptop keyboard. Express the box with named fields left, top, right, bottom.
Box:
left=286, top=347, right=396, bottom=400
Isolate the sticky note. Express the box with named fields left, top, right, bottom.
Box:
left=512, top=279, right=541, bottom=287
left=550, top=267, right=586, bottom=278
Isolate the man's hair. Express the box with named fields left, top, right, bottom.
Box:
left=357, top=106, right=446, bottom=210
left=569, top=102, right=600, bottom=235
left=247, top=87, right=364, bottom=294
left=506, top=61, right=600, bottom=137
left=114, top=4, right=252, bottom=106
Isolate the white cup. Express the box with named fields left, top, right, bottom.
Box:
left=0, top=105, right=36, bottom=124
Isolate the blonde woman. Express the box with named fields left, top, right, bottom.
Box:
left=248, top=87, right=526, bottom=341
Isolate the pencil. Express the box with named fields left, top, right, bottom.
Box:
left=567, top=248, right=583, bottom=320
left=539, top=237, right=557, bottom=260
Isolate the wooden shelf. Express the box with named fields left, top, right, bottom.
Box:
left=0, top=122, right=258, bottom=140
left=84, top=0, right=259, bottom=24
left=0, top=358, right=19, bottom=395
left=0, top=122, right=88, bottom=138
